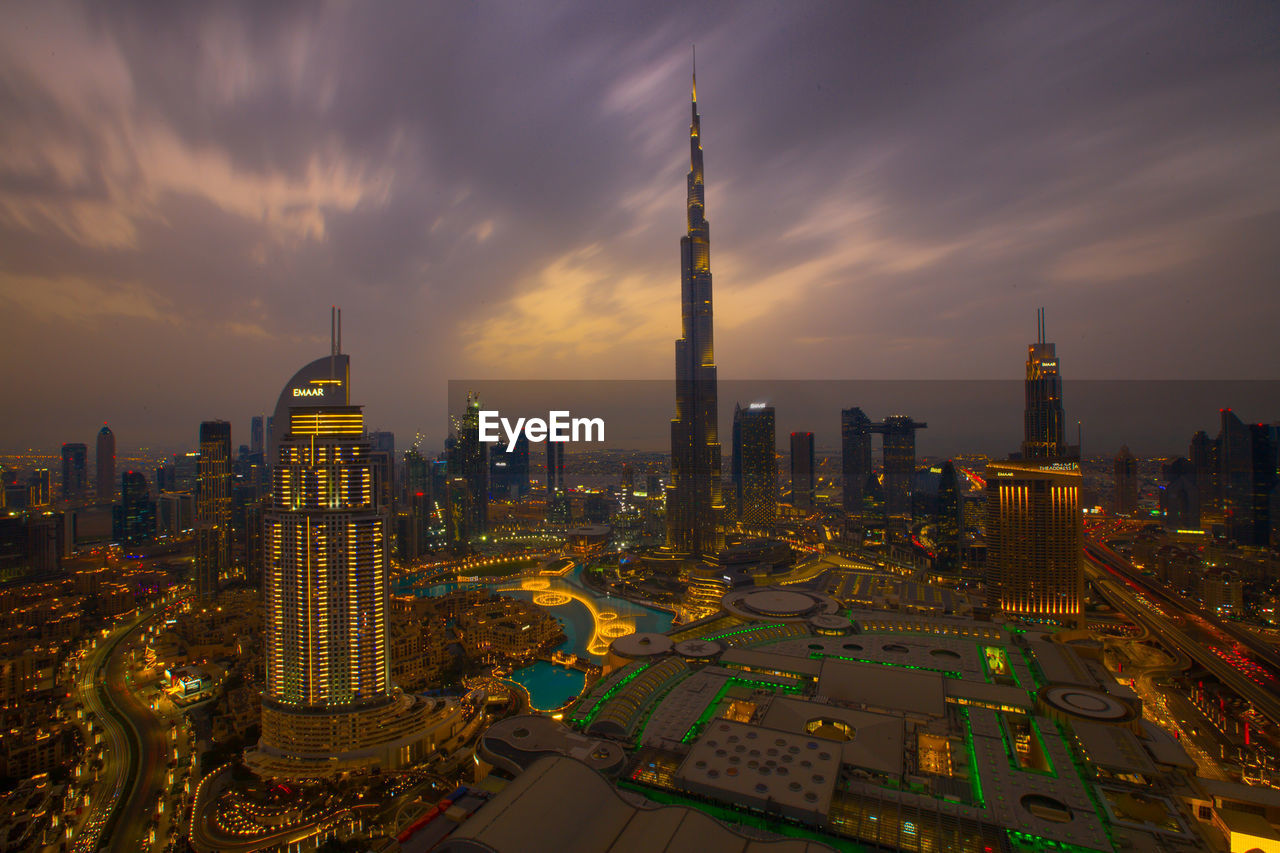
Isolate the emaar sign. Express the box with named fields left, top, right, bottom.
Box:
left=479, top=411, right=604, bottom=452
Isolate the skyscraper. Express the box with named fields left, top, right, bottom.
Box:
left=985, top=460, right=1083, bottom=622
left=1022, top=308, right=1069, bottom=461
left=250, top=415, right=264, bottom=456
left=1113, top=444, right=1138, bottom=515
left=840, top=408, right=872, bottom=520
left=112, top=470, right=155, bottom=547
left=668, top=61, right=724, bottom=557
left=490, top=434, right=530, bottom=499
left=789, top=432, right=815, bottom=511
left=872, top=416, right=927, bottom=537
left=934, top=460, right=964, bottom=575
left=96, top=424, right=115, bottom=502
left=447, top=394, right=487, bottom=544
left=254, top=319, right=438, bottom=778
left=196, top=420, right=232, bottom=597
left=61, top=443, right=87, bottom=501
left=732, top=403, right=776, bottom=527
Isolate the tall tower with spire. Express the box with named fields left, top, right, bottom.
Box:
left=1022, top=308, right=1069, bottom=460
left=668, top=52, right=725, bottom=556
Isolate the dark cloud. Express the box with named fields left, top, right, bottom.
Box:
left=1, top=0, right=1277, bottom=456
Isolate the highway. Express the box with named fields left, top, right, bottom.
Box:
left=72, top=606, right=172, bottom=852
left=1085, top=542, right=1280, bottom=729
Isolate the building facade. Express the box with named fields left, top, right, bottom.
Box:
left=95, top=425, right=115, bottom=503
left=60, top=443, right=87, bottom=502
left=789, top=431, right=815, bottom=510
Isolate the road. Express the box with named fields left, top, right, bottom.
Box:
left=1085, top=543, right=1280, bottom=728
left=72, top=606, right=173, bottom=852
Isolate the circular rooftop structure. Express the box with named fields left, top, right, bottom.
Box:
left=722, top=588, right=840, bottom=622
left=1038, top=685, right=1135, bottom=723
left=609, top=632, right=674, bottom=660
left=808, top=614, right=853, bottom=635
left=674, top=639, right=724, bottom=660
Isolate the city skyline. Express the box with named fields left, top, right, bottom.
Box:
left=2, top=2, right=1278, bottom=451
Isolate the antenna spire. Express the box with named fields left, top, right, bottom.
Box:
left=692, top=45, right=697, bottom=103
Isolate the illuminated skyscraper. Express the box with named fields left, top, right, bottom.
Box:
left=789, top=431, right=815, bottom=510
left=1022, top=309, right=1069, bottom=461
left=668, top=60, right=724, bottom=556
left=872, top=416, right=926, bottom=537
left=61, top=443, right=87, bottom=501
left=1113, top=444, right=1138, bottom=515
left=196, top=420, right=232, bottom=597
left=253, top=313, right=440, bottom=778
left=934, top=460, right=964, bottom=575
left=96, top=424, right=115, bottom=502
left=985, top=460, right=1083, bottom=622
left=491, top=434, right=530, bottom=499
left=732, top=403, right=776, bottom=527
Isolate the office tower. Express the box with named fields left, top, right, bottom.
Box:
left=28, top=469, right=50, bottom=507
left=400, top=446, right=431, bottom=560
left=158, top=492, right=195, bottom=536
left=112, top=470, right=156, bottom=547
left=490, top=434, right=530, bottom=499
left=985, top=460, right=1083, bottom=622
left=620, top=462, right=634, bottom=499
left=447, top=394, right=487, bottom=543
left=196, top=420, right=232, bottom=597
left=935, top=460, right=964, bottom=575
left=872, top=416, right=927, bottom=537
left=668, top=63, right=725, bottom=557
left=251, top=416, right=265, bottom=456
left=1113, top=445, right=1138, bottom=515
left=96, top=424, right=115, bottom=502
left=1022, top=308, right=1069, bottom=460
left=61, top=443, right=87, bottom=501
left=789, top=432, right=815, bottom=510
left=840, top=408, right=872, bottom=519
left=155, top=462, right=176, bottom=493
left=732, top=403, right=777, bottom=526
left=1160, top=457, right=1200, bottom=530
left=255, top=321, right=435, bottom=778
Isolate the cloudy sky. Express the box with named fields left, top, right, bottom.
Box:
left=2, top=1, right=1277, bottom=455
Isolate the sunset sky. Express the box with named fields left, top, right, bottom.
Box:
left=2, top=1, right=1277, bottom=453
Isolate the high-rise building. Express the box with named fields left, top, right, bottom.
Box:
left=1022, top=309, right=1069, bottom=461
left=96, top=425, right=115, bottom=503
left=934, top=460, right=964, bottom=575
left=1113, top=445, right=1138, bottom=515
left=546, top=440, right=568, bottom=524
left=112, top=470, right=155, bottom=547
left=872, top=416, right=927, bottom=537
left=447, top=394, right=487, bottom=544
left=1218, top=409, right=1275, bottom=546
left=196, top=420, right=232, bottom=597
left=250, top=415, right=265, bottom=456
left=985, top=460, right=1083, bottom=622
left=490, top=434, right=530, bottom=499
left=61, top=443, right=87, bottom=501
left=28, top=469, right=51, bottom=507
left=840, top=408, right=872, bottom=520
left=667, top=63, right=724, bottom=557
left=789, top=432, right=815, bottom=511
left=1160, top=457, right=1200, bottom=530
left=732, top=403, right=776, bottom=527
left=254, top=319, right=440, bottom=778
left=368, top=430, right=396, bottom=512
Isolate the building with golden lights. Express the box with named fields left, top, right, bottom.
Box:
left=984, top=460, right=1083, bottom=622
left=249, top=315, right=452, bottom=778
